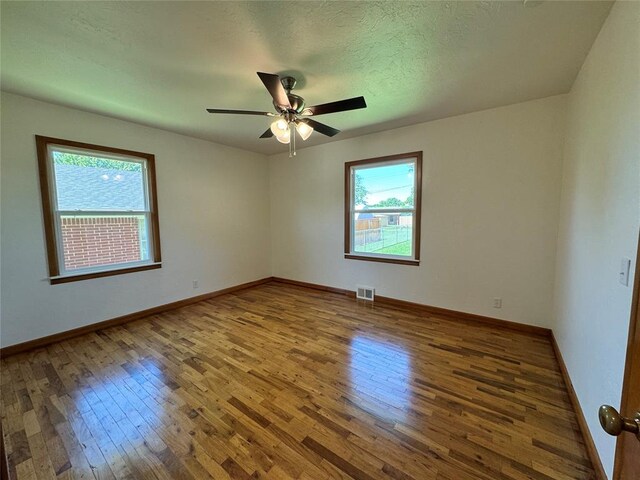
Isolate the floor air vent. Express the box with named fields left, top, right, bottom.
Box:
left=356, top=285, right=375, bottom=301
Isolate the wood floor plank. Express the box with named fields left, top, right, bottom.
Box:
left=1, top=283, right=596, bottom=479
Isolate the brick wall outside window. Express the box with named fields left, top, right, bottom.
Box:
left=61, top=217, right=141, bottom=270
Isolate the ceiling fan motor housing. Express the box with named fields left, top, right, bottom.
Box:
left=274, top=76, right=305, bottom=113
left=277, top=93, right=304, bottom=114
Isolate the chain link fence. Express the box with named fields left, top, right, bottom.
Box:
left=354, top=225, right=412, bottom=254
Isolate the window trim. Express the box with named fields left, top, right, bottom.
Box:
left=35, top=135, right=162, bottom=284
left=344, top=152, right=422, bottom=266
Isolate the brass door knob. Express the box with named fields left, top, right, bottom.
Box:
left=599, top=405, right=640, bottom=436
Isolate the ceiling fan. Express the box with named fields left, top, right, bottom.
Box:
left=206, top=72, right=367, bottom=156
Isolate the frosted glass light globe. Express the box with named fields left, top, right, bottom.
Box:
left=275, top=130, right=290, bottom=144
left=296, top=122, right=313, bottom=141
left=270, top=118, right=289, bottom=137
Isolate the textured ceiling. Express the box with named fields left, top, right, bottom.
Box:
left=1, top=1, right=613, bottom=155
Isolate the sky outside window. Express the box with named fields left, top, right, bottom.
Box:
left=355, top=161, right=414, bottom=209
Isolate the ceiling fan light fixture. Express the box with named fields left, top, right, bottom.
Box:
left=296, top=122, right=313, bottom=141
left=270, top=118, right=289, bottom=137
left=206, top=72, right=367, bottom=155
left=275, top=130, right=290, bottom=144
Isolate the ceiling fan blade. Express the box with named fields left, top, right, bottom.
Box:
left=257, top=72, right=291, bottom=110
left=301, top=96, right=366, bottom=116
left=259, top=128, right=274, bottom=139
left=206, top=108, right=274, bottom=116
left=300, top=118, right=340, bottom=137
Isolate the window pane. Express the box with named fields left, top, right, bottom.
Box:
left=352, top=212, right=413, bottom=257
left=60, top=214, right=149, bottom=271
left=354, top=161, right=415, bottom=211
left=53, top=151, right=146, bottom=211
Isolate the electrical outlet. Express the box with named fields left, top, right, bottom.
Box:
left=192, top=280, right=199, bottom=289
left=493, top=297, right=502, bottom=309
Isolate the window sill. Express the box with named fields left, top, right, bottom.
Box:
left=344, top=254, right=419, bottom=266
left=50, top=262, right=161, bottom=284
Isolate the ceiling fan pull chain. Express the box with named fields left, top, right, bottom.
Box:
left=291, top=121, right=296, bottom=157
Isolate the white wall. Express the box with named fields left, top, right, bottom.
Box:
left=553, top=2, right=640, bottom=477
left=0, top=92, right=271, bottom=348
left=269, top=95, right=566, bottom=328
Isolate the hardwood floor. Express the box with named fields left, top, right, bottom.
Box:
left=1, top=282, right=596, bottom=479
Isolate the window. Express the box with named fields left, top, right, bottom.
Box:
left=344, top=152, right=422, bottom=265
left=36, top=136, right=161, bottom=284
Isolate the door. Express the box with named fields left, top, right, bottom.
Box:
left=599, top=232, right=640, bottom=479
